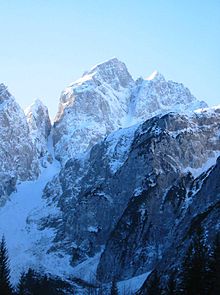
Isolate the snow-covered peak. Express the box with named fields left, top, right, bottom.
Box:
left=26, top=99, right=51, bottom=129
left=53, top=58, right=208, bottom=164
left=26, top=98, right=47, bottom=113
left=26, top=99, right=49, bottom=120
left=131, top=71, right=208, bottom=122
left=25, top=100, right=52, bottom=167
left=53, top=58, right=134, bottom=164
left=0, top=86, right=40, bottom=204
left=146, top=70, right=165, bottom=82
left=68, top=58, right=133, bottom=91
left=0, top=83, right=7, bottom=94
left=0, top=83, right=13, bottom=104
left=85, top=57, right=134, bottom=88
left=25, top=99, right=51, bottom=137
left=58, top=58, right=134, bottom=108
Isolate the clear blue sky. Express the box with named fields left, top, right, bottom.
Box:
left=0, top=0, right=219, bottom=118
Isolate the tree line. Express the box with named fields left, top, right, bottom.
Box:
left=0, top=235, right=73, bottom=295
left=1, top=227, right=219, bottom=294
left=146, top=227, right=220, bottom=295
left=0, top=235, right=120, bottom=295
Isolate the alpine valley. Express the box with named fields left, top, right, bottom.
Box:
left=0, top=58, right=219, bottom=294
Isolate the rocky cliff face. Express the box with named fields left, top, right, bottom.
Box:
left=42, top=109, right=220, bottom=284
left=25, top=99, right=52, bottom=167
left=130, top=72, right=207, bottom=122
left=0, top=84, right=40, bottom=205
left=137, top=156, right=220, bottom=294
left=53, top=58, right=206, bottom=165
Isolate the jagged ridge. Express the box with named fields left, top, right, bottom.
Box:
left=53, top=58, right=207, bottom=164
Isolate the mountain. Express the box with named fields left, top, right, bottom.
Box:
left=0, top=59, right=219, bottom=294
left=131, top=71, right=207, bottom=121
left=53, top=58, right=134, bottom=164
left=96, top=110, right=220, bottom=283
left=137, top=154, right=220, bottom=294
left=0, top=84, right=40, bottom=206
left=53, top=58, right=206, bottom=164
left=43, top=109, right=220, bottom=278
left=25, top=99, right=52, bottom=167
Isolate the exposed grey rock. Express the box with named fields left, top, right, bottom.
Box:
left=0, top=173, right=17, bottom=206
left=137, top=158, right=220, bottom=294
left=0, top=84, right=40, bottom=205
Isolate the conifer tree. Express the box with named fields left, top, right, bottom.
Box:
left=166, top=271, right=176, bottom=295
left=0, top=235, right=13, bottom=295
left=147, top=271, right=161, bottom=295
left=207, top=232, right=220, bottom=295
left=110, top=277, right=118, bottom=295
left=17, top=272, right=26, bottom=295
left=182, top=225, right=208, bottom=295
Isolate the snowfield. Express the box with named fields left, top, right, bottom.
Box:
left=0, top=137, right=69, bottom=284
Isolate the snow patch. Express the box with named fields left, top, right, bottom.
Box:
left=71, top=251, right=103, bottom=282
left=105, top=124, right=138, bottom=173
left=88, top=226, right=99, bottom=233
left=195, top=104, right=220, bottom=115
left=117, top=271, right=151, bottom=294
left=183, top=151, right=220, bottom=178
